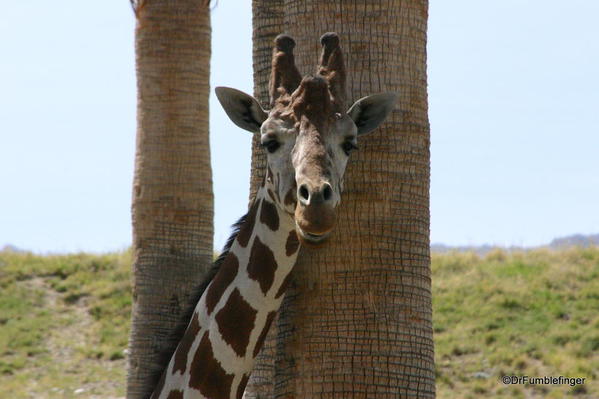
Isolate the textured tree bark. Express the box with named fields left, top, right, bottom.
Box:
left=127, top=1, right=213, bottom=398
left=243, top=3, right=284, bottom=397
left=249, top=0, right=284, bottom=200
left=248, top=1, right=434, bottom=398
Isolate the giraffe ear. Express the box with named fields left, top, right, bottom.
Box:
left=347, top=92, right=398, bottom=136
left=215, top=87, right=268, bottom=133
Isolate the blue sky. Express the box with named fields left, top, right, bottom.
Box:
left=1, top=1, right=597, bottom=253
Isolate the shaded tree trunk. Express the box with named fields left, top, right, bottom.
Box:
left=127, top=1, right=213, bottom=398
left=247, top=1, right=434, bottom=398
left=243, top=2, right=284, bottom=397
left=248, top=0, right=284, bottom=200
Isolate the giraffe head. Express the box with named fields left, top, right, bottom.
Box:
left=216, top=33, right=397, bottom=244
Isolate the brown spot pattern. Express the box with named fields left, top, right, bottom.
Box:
left=248, top=236, right=278, bottom=294
left=189, top=332, right=234, bottom=399
left=172, top=312, right=201, bottom=375
left=275, top=272, right=293, bottom=299
left=285, top=230, right=300, bottom=256
left=284, top=188, right=296, bottom=207
left=237, top=199, right=260, bottom=248
left=260, top=199, right=279, bottom=231
left=253, top=311, right=277, bottom=358
left=236, top=374, right=250, bottom=399
left=215, top=288, right=257, bottom=357
left=206, top=252, right=239, bottom=315
left=166, top=390, right=183, bottom=399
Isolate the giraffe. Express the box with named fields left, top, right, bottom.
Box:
left=150, top=32, right=397, bottom=399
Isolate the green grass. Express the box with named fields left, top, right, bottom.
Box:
left=1, top=246, right=598, bottom=398
left=0, top=250, right=131, bottom=398
left=434, top=247, right=599, bottom=398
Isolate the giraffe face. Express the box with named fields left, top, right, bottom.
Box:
left=257, top=90, right=359, bottom=243
left=215, top=33, right=397, bottom=245
left=216, top=84, right=396, bottom=245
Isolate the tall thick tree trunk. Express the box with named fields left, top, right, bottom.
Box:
left=243, top=2, right=284, bottom=397
left=249, top=0, right=284, bottom=199
left=247, top=1, right=434, bottom=398
left=128, top=2, right=212, bottom=398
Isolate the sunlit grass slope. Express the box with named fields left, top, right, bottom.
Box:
left=0, top=251, right=131, bottom=398
left=1, top=247, right=597, bottom=398
left=434, top=247, right=599, bottom=398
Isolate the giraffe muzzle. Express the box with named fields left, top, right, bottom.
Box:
left=294, top=200, right=336, bottom=244
left=295, top=225, right=331, bottom=245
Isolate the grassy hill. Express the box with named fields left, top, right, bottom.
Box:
left=1, top=247, right=597, bottom=398
left=433, top=248, right=598, bottom=398
left=0, top=251, right=131, bottom=398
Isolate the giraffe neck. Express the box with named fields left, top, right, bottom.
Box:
left=152, top=183, right=300, bottom=399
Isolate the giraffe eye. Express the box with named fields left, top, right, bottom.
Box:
left=261, top=140, right=280, bottom=153
left=341, top=141, right=357, bottom=156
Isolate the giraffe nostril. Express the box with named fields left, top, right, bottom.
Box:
left=299, top=185, right=310, bottom=202
left=323, top=184, right=332, bottom=201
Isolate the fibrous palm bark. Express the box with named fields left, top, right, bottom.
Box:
left=244, top=2, right=285, bottom=397
left=127, top=1, right=213, bottom=398
left=247, top=1, right=434, bottom=398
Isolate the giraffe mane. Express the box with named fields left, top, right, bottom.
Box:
left=150, top=207, right=251, bottom=394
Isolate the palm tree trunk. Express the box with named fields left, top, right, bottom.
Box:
left=248, top=0, right=284, bottom=200
left=127, top=1, right=212, bottom=398
left=243, top=3, right=284, bottom=397
left=248, top=1, right=434, bottom=398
